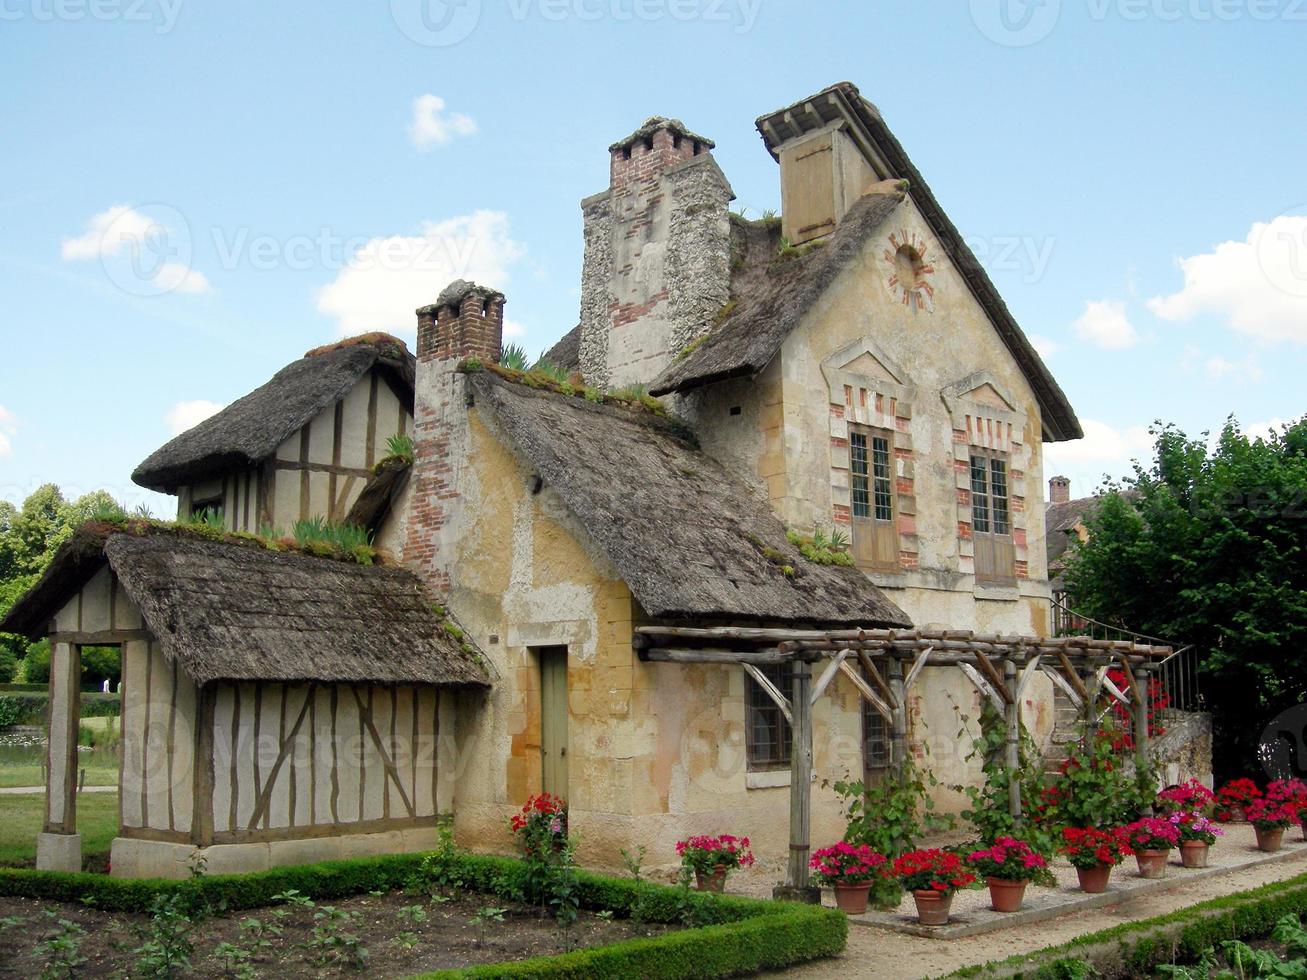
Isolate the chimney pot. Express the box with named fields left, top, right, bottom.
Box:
left=1049, top=475, right=1071, bottom=504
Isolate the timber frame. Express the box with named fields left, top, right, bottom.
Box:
left=634, top=626, right=1172, bottom=893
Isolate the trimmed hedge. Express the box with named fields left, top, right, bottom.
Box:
left=0, top=691, right=119, bottom=726
left=0, top=851, right=846, bottom=979
left=951, top=870, right=1307, bottom=979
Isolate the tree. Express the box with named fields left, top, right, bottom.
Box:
left=0, top=485, right=126, bottom=680
left=1063, top=417, right=1307, bottom=779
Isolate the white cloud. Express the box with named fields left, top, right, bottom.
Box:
left=316, top=210, right=524, bottom=335
left=152, top=263, right=212, bottom=294
left=503, top=318, right=526, bottom=339
left=1070, top=299, right=1139, bottom=349
left=1029, top=334, right=1059, bottom=359
left=408, top=94, right=477, bottom=150
left=1147, top=215, right=1307, bottom=344
left=1204, top=353, right=1263, bottom=383
left=1043, top=419, right=1154, bottom=497
left=165, top=399, right=224, bottom=435
left=61, top=204, right=155, bottom=260
left=0, top=405, right=16, bottom=458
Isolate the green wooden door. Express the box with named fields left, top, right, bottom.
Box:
left=539, top=647, right=569, bottom=798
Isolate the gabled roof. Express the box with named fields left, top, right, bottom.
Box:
left=540, top=324, right=581, bottom=375
left=650, top=188, right=905, bottom=396
left=654, top=81, right=1082, bottom=444
left=0, top=524, right=489, bottom=688
left=132, top=334, right=415, bottom=493
left=468, top=369, right=911, bottom=628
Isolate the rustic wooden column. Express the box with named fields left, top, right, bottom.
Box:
left=889, top=658, right=908, bottom=775
left=1004, top=658, right=1021, bottom=820
left=787, top=660, right=813, bottom=891
left=1133, top=664, right=1153, bottom=811
left=36, top=642, right=82, bottom=872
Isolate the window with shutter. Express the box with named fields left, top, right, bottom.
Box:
left=849, top=425, right=899, bottom=571
left=971, top=449, right=1015, bottom=584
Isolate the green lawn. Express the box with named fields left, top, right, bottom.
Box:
left=0, top=763, right=118, bottom=789
left=0, top=791, right=119, bottom=867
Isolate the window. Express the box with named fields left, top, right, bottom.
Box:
left=862, top=697, right=892, bottom=772
left=190, top=497, right=223, bottom=523
left=745, top=665, right=793, bottom=771
left=849, top=425, right=898, bottom=570
left=970, top=449, right=1015, bottom=584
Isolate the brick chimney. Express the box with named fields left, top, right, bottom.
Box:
left=578, top=116, right=734, bottom=390
left=1049, top=475, right=1071, bottom=504
left=405, top=279, right=504, bottom=593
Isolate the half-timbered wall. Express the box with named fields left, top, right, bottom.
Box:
left=176, top=369, right=411, bottom=533
left=120, top=640, right=197, bottom=840
left=203, top=682, right=448, bottom=844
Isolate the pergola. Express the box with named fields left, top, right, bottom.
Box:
left=633, top=625, right=1174, bottom=893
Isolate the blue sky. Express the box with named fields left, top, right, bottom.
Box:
left=1, top=0, right=1304, bottom=514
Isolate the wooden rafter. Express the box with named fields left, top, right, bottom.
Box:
left=810, top=650, right=850, bottom=704
left=742, top=663, right=792, bottom=724
left=1016, top=653, right=1043, bottom=701
left=903, top=645, right=933, bottom=691
left=972, top=649, right=1013, bottom=704
left=856, top=651, right=898, bottom=708
left=959, top=662, right=1005, bottom=713
left=837, top=660, right=893, bottom=723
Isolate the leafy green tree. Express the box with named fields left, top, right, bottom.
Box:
left=1063, top=417, right=1307, bottom=778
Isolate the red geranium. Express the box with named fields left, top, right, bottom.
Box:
left=1121, top=817, right=1181, bottom=852
left=966, top=837, right=1052, bottom=883
left=889, top=849, right=978, bottom=894
left=1244, top=797, right=1298, bottom=830
left=508, top=792, right=568, bottom=857
left=1059, top=827, right=1133, bottom=869
left=809, top=842, right=887, bottom=885
left=676, top=834, right=755, bottom=874
left=1156, top=779, right=1217, bottom=815
left=1215, top=778, right=1261, bottom=821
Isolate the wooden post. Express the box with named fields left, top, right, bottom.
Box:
left=1005, top=658, right=1021, bottom=821
left=1133, top=664, right=1153, bottom=812
left=889, top=658, right=908, bottom=775
left=787, top=660, right=813, bottom=892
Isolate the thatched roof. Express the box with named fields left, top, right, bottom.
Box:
left=541, top=324, right=581, bottom=375
left=132, top=334, right=415, bottom=493
left=650, top=189, right=904, bottom=397
left=344, top=456, right=412, bottom=536
left=653, top=82, right=1082, bottom=444
left=468, top=370, right=910, bottom=628
left=0, top=526, right=489, bottom=687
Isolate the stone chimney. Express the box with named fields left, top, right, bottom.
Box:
left=578, top=116, right=734, bottom=390
left=405, top=279, right=504, bottom=593
left=1049, top=475, right=1071, bottom=504
left=755, top=83, right=894, bottom=246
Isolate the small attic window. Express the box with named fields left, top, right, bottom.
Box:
left=643, top=135, right=654, bottom=152
left=622, top=145, right=632, bottom=161
left=893, top=244, right=926, bottom=289
left=692, top=141, right=701, bottom=156
left=672, top=133, right=682, bottom=149
left=729, top=406, right=742, bottom=416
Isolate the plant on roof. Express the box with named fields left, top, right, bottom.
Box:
left=383, top=432, right=414, bottom=464
left=290, top=517, right=375, bottom=564
left=786, top=527, right=854, bottom=567
left=582, top=386, right=602, bottom=403
left=498, top=343, right=530, bottom=371
left=673, top=333, right=708, bottom=363
left=457, top=356, right=483, bottom=373
left=530, top=359, right=569, bottom=383
left=776, top=235, right=827, bottom=262
left=189, top=507, right=225, bottom=531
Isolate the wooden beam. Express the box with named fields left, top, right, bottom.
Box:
left=810, top=650, right=850, bottom=705
left=1016, top=654, right=1043, bottom=701
left=960, top=662, right=1005, bottom=713
left=973, top=650, right=1013, bottom=704
left=1118, top=654, right=1143, bottom=702
left=742, top=664, right=792, bottom=724
left=838, top=661, right=893, bottom=723
left=640, top=647, right=789, bottom=666
left=903, top=645, right=933, bottom=691
left=1004, top=658, right=1021, bottom=820
left=856, top=651, right=898, bottom=708
left=1101, top=673, right=1131, bottom=709
left=1041, top=665, right=1084, bottom=709
left=1055, top=650, right=1089, bottom=702
left=787, top=662, right=813, bottom=890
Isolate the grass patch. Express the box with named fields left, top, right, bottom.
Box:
left=0, top=792, right=118, bottom=866
left=948, top=869, right=1307, bottom=979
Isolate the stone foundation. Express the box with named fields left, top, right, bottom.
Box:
left=108, top=826, right=443, bottom=879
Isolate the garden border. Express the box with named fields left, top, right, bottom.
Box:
left=948, top=869, right=1307, bottom=978
left=0, top=851, right=846, bottom=978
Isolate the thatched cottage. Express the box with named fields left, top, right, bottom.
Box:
left=6, top=81, right=1109, bottom=878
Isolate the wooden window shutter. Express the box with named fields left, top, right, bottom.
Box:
left=850, top=425, right=898, bottom=571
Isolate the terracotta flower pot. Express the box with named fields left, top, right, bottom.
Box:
left=1300, top=817, right=1307, bottom=842
left=911, top=888, right=953, bottom=926
left=1076, top=862, right=1113, bottom=893
left=1135, top=849, right=1169, bottom=878
left=833, top=881, right=872, bottom=915
left=1255, top=826, right=1285, bottom=853
left=1180, top=840, right=1209, bottom=869
left=695, top=864, right=727, bottom=893
left=986, top=877, right=1028, bottom=913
